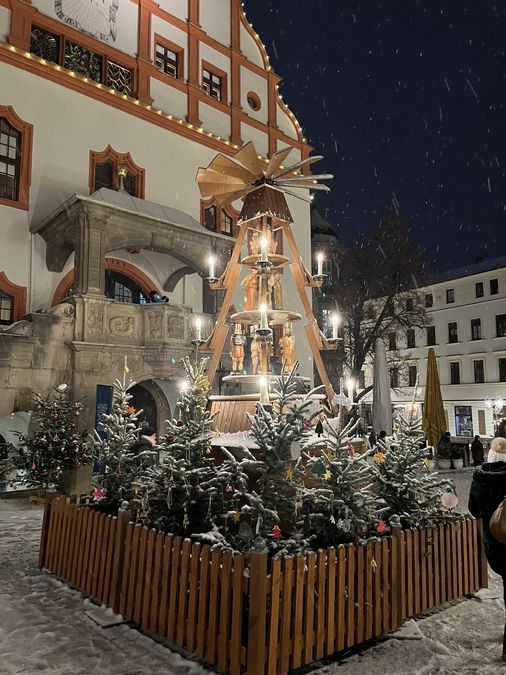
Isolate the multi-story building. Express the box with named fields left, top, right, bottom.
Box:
left=362, top=256, right=506, bottom=439
left=0, top=0, right=313, bottom=444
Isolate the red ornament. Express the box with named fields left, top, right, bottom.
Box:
left=271, top=525, right=282, bottom=538
left=348, top=444, right=355, bottom=457
left=376, top=519, right=386, bottom=534
left=92, top=487, right=105, bottom=501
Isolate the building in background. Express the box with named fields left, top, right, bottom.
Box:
left=0, top=0, right=312, bottom=440
left=362, top=257, right=506, bottom=439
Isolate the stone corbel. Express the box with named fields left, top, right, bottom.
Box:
left=74, top=210, right=109, bottom=295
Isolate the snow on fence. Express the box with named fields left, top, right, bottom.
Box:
left=39, top=495, right=488, bottom=675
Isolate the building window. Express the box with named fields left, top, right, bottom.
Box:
left=390, top=367, right=399, bottom=388
left=358, top=370, right=366, bottom=389
left=448, top=322, right=458, bottom=343
left=30, top=26, right=133, bottom=96
left=0, top=107, right=33, bottom=210
left=388, top=333, right=397, bottom=351
left=427, top=325, right=436, bottom=346
left=105, top=271, right=147, bottom=304
left=222, top=212, right=233, bottom=236
left=0, top=271, right=27, bottom=323
left=202, top=67, right=223, bottom=101
left=455, top=405, right=473, bottom=437
left=247, top=91, right=261, bottom=111
left=406, top=328, right=416, bottom=348
left=496, top=314, right=506, bottom=338
left=155, top=43, right=180, bottom=78
left=425, top=293, right=433, bottom=308
left=406, top=297, right=414, bottom=312
left=385, top=299, right=395, bottom=316
left=490, top=278, right=499, bottom=295
left=499, top=358, right=506, bottom=382
left=89, top=146, right=145, bottom=198
left=474, top=360, right=485, bottom=384
left=408, top=365, right=417, bottom=387
left=450, top=362, right=461, bottom=385
left=471, top=318, right=482, bottom=340
left=201, top=199, right=239, bottom=236
left=446, top=288, right=455, bottom=304
left=475, top=281, right=484, bottom=298
left=0, top=289, right=13, bottom=325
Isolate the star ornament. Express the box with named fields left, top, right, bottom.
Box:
left=323, top=469, right=332, bottom=480
left=92, top=487, right=105, bottom=501
left=286, top=466, right=294, bottom=480
left=233, top=510, right=241, bottom=522
left=373, top=452, right=385, bottom=464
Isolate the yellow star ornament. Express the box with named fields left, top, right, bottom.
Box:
left=233, top=510, right=241, bottom=522
left=373, top=452, right=385, bottom=464
left=286, top=467, right=294, bottom=480
left=323, top=469, right=332, bottom=480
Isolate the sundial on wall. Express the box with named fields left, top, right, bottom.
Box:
left=54, top=0, right=119, bottom=43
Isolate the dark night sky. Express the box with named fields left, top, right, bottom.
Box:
left=244, top=1, right=506, bottom=272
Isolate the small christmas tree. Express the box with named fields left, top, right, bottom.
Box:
left=139, top=357, right=247, bottom=538
left=238, top=367, right=314, bottom=549
left=300, top=419, right=383, bottom=547
left=372, top=410, right=459, bottom=527
left=11, top=384, right=90, bottom=494
left=92, top=378, right=156, bottom=511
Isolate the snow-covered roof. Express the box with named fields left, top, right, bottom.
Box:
left=430, top=255, right=506, bottom=284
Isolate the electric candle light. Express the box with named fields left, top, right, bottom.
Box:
left=260, top=303, right=268, bottom=330
left=208, top=255, right=215, bottom=279
left=259, top=376, right=269, bottom=406
left=260, top=237, right=268, bottom=263
left=332, top=313, right=339, bottom=340
left=347, top=378, right=354, bottom=402
left=317, top=252, right=324, bottom=276
left=195, top=318, right=202, bottom=341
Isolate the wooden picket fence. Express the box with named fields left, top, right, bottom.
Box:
left=39, top=495, right=488, bottom=675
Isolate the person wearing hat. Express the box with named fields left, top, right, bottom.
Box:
left=469, top=436, right=506, bottom=661
left=129, top=425, right=158, bottom=467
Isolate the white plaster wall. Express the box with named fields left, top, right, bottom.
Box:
left=157, top=0, right=187, bottom=21
left=200, top=101, right=231, bottom=139
left=30, top=0, right=139, bottom=56
left=0, top=203, right=30, bottom=292
left=200, top=0, right=230, bottom=46
left=240, top=121, right=268, bottom=157
left=276, top=103, right=299, bottom=140
left=150, top=77, right=188, bottom=120
left=151, top=16, right=188, bottom=77
left=0, top=6, right=10, bottom=42
left=239, top=22, right=263, bottom=68
left=240, top=67, right=268, bottom=125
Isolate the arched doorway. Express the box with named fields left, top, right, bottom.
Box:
left=127, top=380, right=172, bottom=435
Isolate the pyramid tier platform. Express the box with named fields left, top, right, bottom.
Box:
left=231, top=309, right=302, bottom=325
left=222, top=373, right=311, bottom=386
left=240, top=253, right=290, bottom=268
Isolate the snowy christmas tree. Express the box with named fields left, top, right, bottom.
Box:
left=300, top=418, right=383, bottom=547
left=138, top=357, right=248, bottom=539
left=236, top=367, right=314, bottom=549
left=91, top=378, right=156, bottom=510
left=372, top=410, right=459, bottom=527
left=11, top=384, right=90, bottom=494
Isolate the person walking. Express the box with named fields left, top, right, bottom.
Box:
left=468, top=436, right=506, bottom=663
left=129, top=426, right=158, bottom=467
left=471, top=434, right=484, bottom=466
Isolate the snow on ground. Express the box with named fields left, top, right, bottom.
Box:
left=0, top=499, right=208, bottom=675
left=1, top=469, right=504, bottom=675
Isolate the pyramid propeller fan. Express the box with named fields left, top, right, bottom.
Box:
left=196, top=141, right=333, bottom=207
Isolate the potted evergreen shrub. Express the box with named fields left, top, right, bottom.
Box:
left=436, top=442, right=452, bottom=470
left=451, top=444, right=464, bottom=470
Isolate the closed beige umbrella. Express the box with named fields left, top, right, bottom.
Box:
left=422, top=348, right=447, bottom=448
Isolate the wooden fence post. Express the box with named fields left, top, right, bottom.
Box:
left=247, top=550, right=269, bottom=675
left=391, top=524, right=404, bottom=629
left=476, top=518, right=489, bottom=589
left=110, top=500, right=132, bottom=614
left=38, top=492, right=59, bottom=569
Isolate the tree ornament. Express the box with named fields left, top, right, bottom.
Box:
left=312, top=460, right=326, bottom=477
left=290, top=440, right=302, bottom=460
left=92, top=487, right=105, bottom=501
left=233, top=510, right=241, bottom=523
left=341, top=518, right=352, bottom=532
left=373, top=451, right=386, bottom=464
left=286, top=466, right=294, bottom=480
left=422, top=457, right=430, bottom=470
left=271, top=525, right=282, bottom=538
left=226, top=483, right=234, bottom=493
left=256, top=516, right=262, bottom=534
left=315, top=419, right=324, bottom=437
left=376, top=519, right=386, bottom=534
left=323, top=469, right=332, bottom=481
left=348, top=444, right=355, bottom=457
left=238, top=522, right=254, bottom=544
left=182, top=509, right=190, bottom=528
left=441, top=491, right=459, bottom=510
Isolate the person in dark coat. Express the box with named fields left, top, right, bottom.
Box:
left=129, top=426, right=158, bottom=467
left=468, top=436, right=506, bottom=612
left=471, top=434, right=484, bottom=466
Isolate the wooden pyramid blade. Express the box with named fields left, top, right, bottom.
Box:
left=207, top=153, right=256, bottom=183
left=272, top=155, right=324, bottom=180
left=234, top=141, right=265, bottom=180
left=196, top=168, right=250, bottom=198
left=277, top=174, right=334, bottom=183
left=215, top=188, right=249, bottom=206
left=265, top=146, right=293, bottom=179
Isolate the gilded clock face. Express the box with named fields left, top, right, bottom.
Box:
left=54, top=0, right=119, bottom=43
